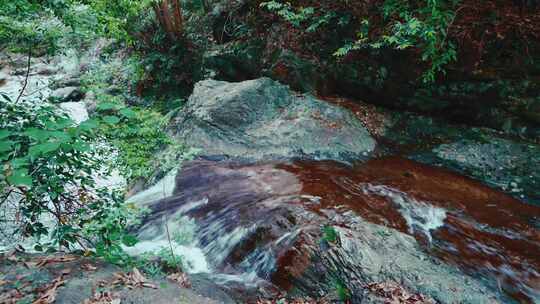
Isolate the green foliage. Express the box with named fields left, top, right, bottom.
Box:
left=337, top=0, right=459, bottom=83
left=322, top=225, right=338, bottom=244
left=93, top=97, right=187, bottom=184
left=260, top=1, right=315, bottom=27
left=260, top=1, right=340, bottom=33
left=155, top=247, right=184, bottom=271
left=262, top=0, right=460, bottom=83
left=81, top=0, right=154, bottom=43
left=0, top=94, right=140, bottom=262
left=133, top=246, right=185, bottom=277
left=0, top=0, right=98, bottom=54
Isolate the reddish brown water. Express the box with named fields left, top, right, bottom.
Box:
left=281, top=157, right=540, bottom=301
left=140, top=157, right=539, bottom=302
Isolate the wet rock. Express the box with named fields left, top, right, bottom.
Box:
left=33, top=63, right=59, bottom=76
left=172, top=78, right=376, bottom=162
left=49, top=86, right=84, bottom=103
left=377, top=109, right=540, bottom=205
left=421, top=136, right=540, bottom=205
left=132, top=158, right=538, bottom=303
left=50, top=75, right=81, bottom=90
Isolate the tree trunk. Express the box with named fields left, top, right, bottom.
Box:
left=160, top=0, right=177, bottom=41
left=172, top=0, right=184, bottom=39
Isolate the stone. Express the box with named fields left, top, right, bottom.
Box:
left=0, top=253, right=233, bottom=304
left=0, top=68, right=8, bottom=86
left=83, top=90, right=98, bottom=114
left=49, top=86, right=84, bottom=103
left=50, top=75, right=81, bottom=90
left=33, top=63, right=59, bottom=76
left=429, top=136, right=540, bottom=205
left=172, top=78, right=376, bottom=162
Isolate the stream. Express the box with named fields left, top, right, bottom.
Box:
left=2, top=48, right=539, bottom=303
left=129, top=157, right=540, bottom=303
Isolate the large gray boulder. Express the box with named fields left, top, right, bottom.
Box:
left=172, top=78, right=376, bottom=162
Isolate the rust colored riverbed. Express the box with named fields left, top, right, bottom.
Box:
left=280, top=157, right=540, bottom=301
left=138, top=156, right=539, bottom=302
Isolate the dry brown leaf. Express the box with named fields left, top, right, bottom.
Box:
left=112, top=268, right=157, bottom=289
left=367, top=281, right=435, bottom=304
left=81, top=263, right=98, bottom=271
left=6, top=251, right=19, bottom=263
left=83, top=291, right=120, bottom=304
left=167, top=272, right=191, bottom=288
left=131, top=268, right=145, bottom=283
left=36, top=255, right=77, bottom=267
left=23, top=261, right=39, bottom=268
left=61, top=268, right=71, bottom=276
left=0, top=289, right=23, bottom=304
left=32, top=276, right=65, bottom=304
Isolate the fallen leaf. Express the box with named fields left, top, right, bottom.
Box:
left=0, top=289, right=23, bottom=304
left=367, top=281, right=435, bottom=304
left=36, top=255, right=77, bottom=267
left=23, top=261, right=39, bottom=268
left=83, top=291, right=120, bottom=304
left=32, top=276, right=65, bottom=304
left=112, top=268, right=157, bottom=289
left=81, top=264, right=98, bottom=271
left=167, top=272, right=191, bottom=288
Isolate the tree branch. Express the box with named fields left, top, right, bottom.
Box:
left=15, top=47, right=32, bottom=104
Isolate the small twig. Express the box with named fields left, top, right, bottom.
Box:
left=163, top=177, right=181, bottom=273
left=15, top=47, right=32, bottom=103
left=0, top=189, right=15, bottom=207
left=164, top=213, right=180, bottom=272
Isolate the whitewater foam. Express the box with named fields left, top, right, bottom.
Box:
left=362, top=184, right=447, bottom=241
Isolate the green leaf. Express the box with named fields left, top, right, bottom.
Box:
left=25, top=128, right=51, bottom=141
left=7, top=169, right=32, bottom=187
left=11, top=157, right=29, bottom=169
left=119, top=108, right=136, bottom=119
left=29, top=141, right=61, bottom=157
left=0, top=93, right=12, bottom=102
left=103, top=115, right=120, bottom=124
left=79, top=119, right=99, bottom=131
left=45, top=117, right=74, bottom=130
left=0, top=140, right=15, bottom=153
left=0, top=129, right=11, bottom=140
left=97, top=102, right=123, bottom=111
left=72, top=141, right=91, bottom=152
left=122, top=234, right=138, bottom=247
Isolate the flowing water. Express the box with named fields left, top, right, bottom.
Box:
left=3, top=49, right=539, bottom=303
left=132, top=157, right=540, bottom=303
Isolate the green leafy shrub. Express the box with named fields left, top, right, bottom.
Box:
left=93, top=97, right=190, bottom=184
left=0, top=0, right=99, bottom=54
left=262, top=0, right=460, bottom=83
left=0, top=94, right=141, bottom=262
